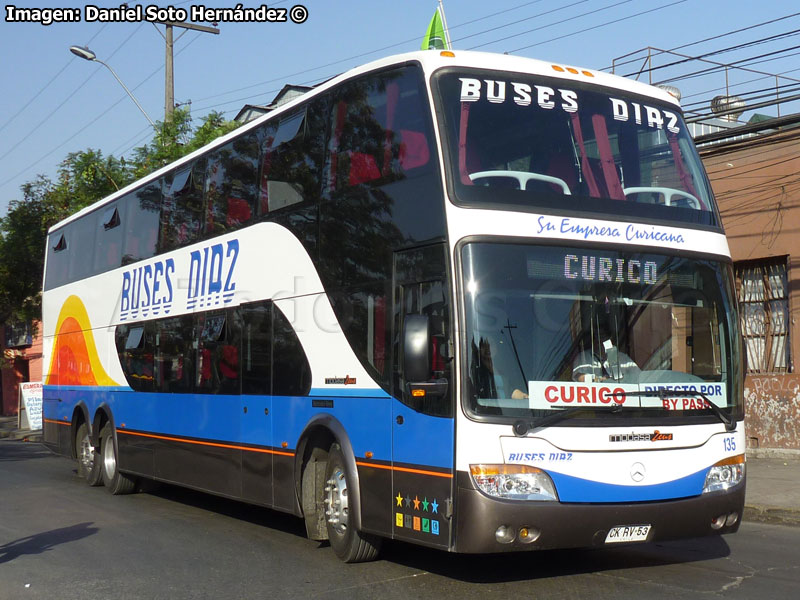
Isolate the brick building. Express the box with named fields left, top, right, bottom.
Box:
left=1, top=321, right=43, bottom=416
left=699, top=122, right=800, bottom=452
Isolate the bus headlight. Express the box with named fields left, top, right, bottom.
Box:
left=703, top=455, right=745, bottom=493
left=470, top=464, right=558, bottom=501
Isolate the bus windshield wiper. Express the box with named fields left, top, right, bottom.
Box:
left=622, top=389, right=736, bottom=432
left=513, top=404, right=624, bottom=437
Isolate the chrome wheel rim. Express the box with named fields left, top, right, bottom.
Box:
left=103, top=435, right=116, bottom=480
left=325, top=467, right=349, bottom=535
left=79, top=433, right=94, bottom=473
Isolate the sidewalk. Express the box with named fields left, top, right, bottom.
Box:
left=1, top=415, right=797, bottom=526
left=0, top=414, right=43, bottom=443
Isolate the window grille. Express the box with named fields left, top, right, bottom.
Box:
left=735, top=257, right=790, bottom=373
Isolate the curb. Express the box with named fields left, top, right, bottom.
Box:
left=747, top=448, right=800, bottom=461
left=0, top=429, right=43, bottom=443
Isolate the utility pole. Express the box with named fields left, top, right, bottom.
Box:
left=156, top=20, right=219, bottom=122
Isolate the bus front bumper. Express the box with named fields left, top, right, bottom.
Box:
left=453, top=477, right=746, bottom=554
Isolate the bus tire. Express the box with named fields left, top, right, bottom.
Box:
left=75, top=422, right=103, bottom=486
left=99, top=424, right=137, bottom=495
left=324, top=443, right=381, bottom=563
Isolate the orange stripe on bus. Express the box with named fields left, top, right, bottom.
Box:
left=116, top=430, right=448, bottom=477
left=44, top=418, right=70, bottom=426
left=356, top=461, right=453, bottom=479
left=117, top=429, right=295, bottom=457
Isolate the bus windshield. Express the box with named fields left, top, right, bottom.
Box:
left=434, top=69, right=718, bottom=227
left=461, top=242, right=743, bottom=421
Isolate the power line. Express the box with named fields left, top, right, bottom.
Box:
left=654, top=41, right=800, bottom=86
left=0, top=25, right=111, bottom=136
left=621, top=28, right=800, bottom=78
left=0, top=23, right=145, bottom=163
left=605, top=11, right=800, bottom=72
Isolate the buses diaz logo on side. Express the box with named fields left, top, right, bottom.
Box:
left=120, top=239, right=239, bottom=320
left=120, top=258, right=175, bottom=321
left=186, top=239, right=239, bottom=310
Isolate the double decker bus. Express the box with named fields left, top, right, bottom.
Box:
left=42, top=50, right=744, bottom=562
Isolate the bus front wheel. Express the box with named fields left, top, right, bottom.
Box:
left=99, top=424, right=137, bottom=495
left=324, top=443, right=381, bottom=563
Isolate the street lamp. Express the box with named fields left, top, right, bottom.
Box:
left=69, top=45, right=157, bottom=129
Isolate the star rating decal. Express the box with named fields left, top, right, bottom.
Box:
left=394, top=492, right=444, bottom=536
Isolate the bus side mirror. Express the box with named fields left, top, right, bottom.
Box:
left=403, top=314, right=448, bottom=399
left=403, top=314, right=430, bottom=382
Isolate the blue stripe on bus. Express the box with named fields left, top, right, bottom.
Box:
left=42, top=386, right=453, bottom=470
left=549, top=469, right=708, bottom=503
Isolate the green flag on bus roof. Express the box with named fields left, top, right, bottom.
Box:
left=421, top=8, right=449, bottom=50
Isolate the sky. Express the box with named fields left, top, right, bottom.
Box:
left=2, top=0, right=799, bottom=216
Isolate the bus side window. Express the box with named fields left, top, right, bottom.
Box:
left=68, top=213, right=97, bottom=283
left=44, top=230, right=70, bottom=290
left=204, top=135, right=259, bottom=238
left=192, top=311, right=241, bottom=395
left=227, top=132, right=259, bottom=228
left=241, top=302, right=271, bottom=395
left=160, top=159, right=205, bottom=252
left=116, top=323, right=155, bottom=392
left=123, top=182, right=161, bottom=265
left=327, top=68, right=432, bottom=194
left=94, top=203, right=123, bottom=273
left=154, top=315, right=194, bottom=394
left=327, top=285, right=391, bottom=387
left=259, top=111, right=308, bottom=213
left=272, top=302, right=311, bottom=397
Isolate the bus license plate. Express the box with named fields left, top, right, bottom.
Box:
left=605, top=524, right=651, bottom=544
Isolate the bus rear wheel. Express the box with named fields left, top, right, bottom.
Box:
left=324, top=443, right=381, bottom=563
left=75, top=422, right=102, bottom=486
left=99, top=424, right=137, bottom=495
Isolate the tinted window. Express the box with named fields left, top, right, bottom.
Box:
left=123, top=181, right=162, bottom=265
left=326, top=67, right=435, bottom=193
left=196, top=311, right=241, bottom=395
left=160, top=159, right=205, bottom=252
left=116, top=322, right=155, bottom=392
left=241, top=302, right=271, bottom=395
left=260, top=110, right=318, bottom=213
left=204, top=136, right=259, bottom=238
left=45, top=230, right=70, bottom=290
left=154, top=315, right=194, bottom=393
left=272, top=303, right=311, bottom=396
left=68, top=215, right=97, bottom=282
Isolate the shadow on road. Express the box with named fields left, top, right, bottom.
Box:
left=141, top=481, right=733, bottom=582
left=150, top=483, right=308, bottom=538
left=378, top=534, right=732, bottom=582
left=0, top=522, right=99, bottom=564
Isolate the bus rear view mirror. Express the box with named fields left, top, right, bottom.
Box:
left=403, top=314, right=449, bottom=400
left=403, top=314, right=431, bottom=383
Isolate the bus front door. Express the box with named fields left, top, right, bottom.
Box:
left=392, top=246, right=454, bottom=548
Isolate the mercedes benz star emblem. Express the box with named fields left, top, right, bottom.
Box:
left=630, top=462, right=646, bottom=482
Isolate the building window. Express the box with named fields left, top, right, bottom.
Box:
left=4, top=322, right=32, bottom=348
left=735, top=257, right=790, bottom=373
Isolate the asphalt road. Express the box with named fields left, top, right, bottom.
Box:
left=2, top=440, right=799, bottom=600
